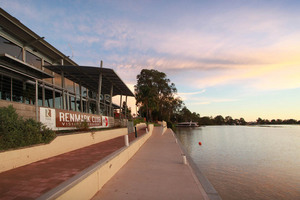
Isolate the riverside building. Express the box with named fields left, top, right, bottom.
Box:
left=0, top=8, right=134, bottom=130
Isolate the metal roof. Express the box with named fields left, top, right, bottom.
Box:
left=44, top=65, right=134, bottom=97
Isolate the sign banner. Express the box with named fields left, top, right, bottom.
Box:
left=56, top=109, right=104, bottom=127
left=40, top=107, right=109, bottom=129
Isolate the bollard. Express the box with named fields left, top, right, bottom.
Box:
left=175, top=138, right=177, bottom=143
left=182, top=154, right=187, bottom=165
left=124, top=135, right=129, bottom=146
left=134, top=126, right=137, bottom=138
left=146, top=128, right=148, bottom=133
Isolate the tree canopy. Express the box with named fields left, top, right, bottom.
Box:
left=135, top=69, right=182, bottom=122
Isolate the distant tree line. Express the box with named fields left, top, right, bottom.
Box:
left=255, top=118, right=300, bottom=125
left=173, top=107, right=300, bottom=126
left=134, top=69, right=300, bottom=127
left=172, top=106, right=247, bottom=125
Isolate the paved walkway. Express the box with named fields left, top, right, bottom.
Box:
left=0, top=130, right=145, bottom=200
left=92, top=127, right=208, bottom=200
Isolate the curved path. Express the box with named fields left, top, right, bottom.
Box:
left=92, top=127, right=208, bottom=200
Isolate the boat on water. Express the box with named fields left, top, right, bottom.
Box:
left=176, top=122, right=199, bottom=127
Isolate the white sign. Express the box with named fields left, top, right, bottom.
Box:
left=40, top=107, right=56, bottom=129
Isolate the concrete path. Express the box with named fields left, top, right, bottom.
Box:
left=92, top=127, right=208, bottom=200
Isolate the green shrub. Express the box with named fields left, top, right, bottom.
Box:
left=76, top=120, right=89, bottom=131
left=133, top=117, right=146, bottom=126
left=167, top=121, right=175, bottom=130
left=0, top=105, right=56, bottom=150
left=41, top=124, right=56, bottom=143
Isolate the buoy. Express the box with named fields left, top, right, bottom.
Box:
left=198, top=141, right=202, bottom=146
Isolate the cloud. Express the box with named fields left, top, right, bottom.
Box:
left=3, top=0, right=300, bottom=94
left=104, top=40, right=125, bottom=49
left=177, top=89, right=206, bottom=101
left=250, top=65, right=300, bottom=91
left=1, top=1, right=45, bottom=21
left=178, top=89, right=206, bottom=96
left=73, top=35, right=100, bottom=44
left=190, top=98, right=240, bottom=105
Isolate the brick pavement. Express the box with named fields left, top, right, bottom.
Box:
left=0, top=130, right=145, bottom=200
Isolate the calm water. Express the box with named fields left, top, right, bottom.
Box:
left=176, top=126, right=300, bottom=200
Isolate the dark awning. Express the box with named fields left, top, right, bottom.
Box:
left=0, top=53, right=53, bottom=79
left=43, top=65, right=134, bottom=97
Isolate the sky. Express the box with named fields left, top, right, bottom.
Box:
left=2, top=0, right=300, bottom=121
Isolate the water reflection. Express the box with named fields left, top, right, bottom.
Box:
left=176, top=126, right=300, bottom=200
left=175, top=127, right=202, bottom=155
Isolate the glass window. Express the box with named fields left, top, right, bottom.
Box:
left=24, top=82, right=35, bottom=105
left=0, top=75, right=11, bottom=101
left=82, top=99, right=87, bottom=113
left=54, top=73, right=62, bottom=87
left=105, top=94, right=111, bottom=102
left=81, top=86, right=87, bottom=97
left=88, top=90, right=97, bottom=100
left=55, top=90, right=62, bottom=109
left=76, top=97, right=80, bottom=112
left=26, top=51, right=42, bottom=69
left=89, top=100, right=96, bottom=114
left=12, top=78, right=23, bottom=103
left=69, top=95, right=75, bottom=111
left=45, top=88, right=53, bottom=108
left=0, top=36, right=22, bottom=60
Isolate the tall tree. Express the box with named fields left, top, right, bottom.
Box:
left=135, top=69, right=181, bottom=122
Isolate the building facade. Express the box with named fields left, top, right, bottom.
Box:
left=0, top=8, right=134, bottom=130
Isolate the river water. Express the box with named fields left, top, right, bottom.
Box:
left=175, top=126, right=300, bottom=200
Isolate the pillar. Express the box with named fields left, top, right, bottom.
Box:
left=35, top=80, right=39, bottom=121
left=125, top=96, right=128, bottom=119
left=61, top=59, right=66, bottom=109
left=97, top=61, right=103, bottom=115
left=109, top=85, right=113, bottom=116
left=119, top=94, right=122, bottom=120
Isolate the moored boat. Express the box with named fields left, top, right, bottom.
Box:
left=176, top=122, right=199, bottom=127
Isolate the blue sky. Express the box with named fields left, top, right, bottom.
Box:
left=2, top=0, right=300, bottom=121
